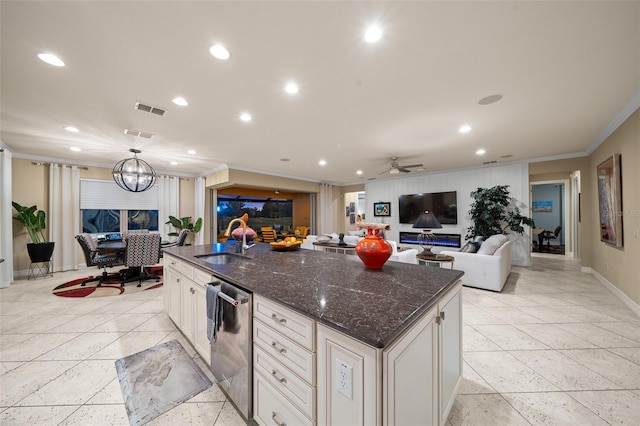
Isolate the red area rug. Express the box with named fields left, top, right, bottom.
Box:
left=52, top=265, right=163, bottom=298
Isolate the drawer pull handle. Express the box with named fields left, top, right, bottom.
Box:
left=440, top=311, right=445, bottom=321
left=271, top=411, right=286, bottom=426
left=271, top=341, right=287, bottom=354
left=271, top=313, right=287, bottom=324
left=271, top=369, right=287, bottom=383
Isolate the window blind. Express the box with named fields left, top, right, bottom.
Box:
left=80, top=179, right=159, bottom=210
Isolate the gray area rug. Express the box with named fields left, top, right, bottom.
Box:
left=115, top=339, right=213, bottom=425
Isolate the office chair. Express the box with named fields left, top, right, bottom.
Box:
left=75, top=233, right=124, bottom=287
left=120, top=233, right=162, bottom=287
left=161, top=229, right=190, bottom=248
left=541, top=226, right=562, bottom=252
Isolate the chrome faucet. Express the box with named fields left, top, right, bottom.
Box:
left=224, top=218, right=255, bottom=254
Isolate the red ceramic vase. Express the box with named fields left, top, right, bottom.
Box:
left=355, top=228, right=392, bottom=270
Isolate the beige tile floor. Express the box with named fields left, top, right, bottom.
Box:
left=1, top=254, right=639, bottom=425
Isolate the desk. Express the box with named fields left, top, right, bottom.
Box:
left=97, top=241, right=126, bottom=256
left=312, top=242, right=357, bottom=255
left=417, top=253, right=455, bottom=269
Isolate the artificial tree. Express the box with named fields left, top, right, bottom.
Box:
left=466, top=185, right=535, bottom=240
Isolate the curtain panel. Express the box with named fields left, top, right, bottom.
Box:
left=49, top=164, right=81, bottom=272
left=0, top=148, right=13, bottom=287
left=194, top=177, right=205, bottom=245
left=319, top=183, right=334, bottom=235
left=157, top=176, right=179, bottom=242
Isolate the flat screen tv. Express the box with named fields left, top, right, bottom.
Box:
left=398, top=191, right=457, bottom=225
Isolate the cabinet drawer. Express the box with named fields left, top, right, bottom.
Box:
left=165, top=256, right=194, bottom=280
left=254, top=319, right=315, bottom=384
left=254, top=344, right=316, bottom=419
left=193, top=268, right=212, bottom=287
left=254, top=371, right=313, bottom=426
left=254, top=296, right=315, bottom=351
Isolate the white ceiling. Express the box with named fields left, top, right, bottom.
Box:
left=2, top=1, right=639, bottom=185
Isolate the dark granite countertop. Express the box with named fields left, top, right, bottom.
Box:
left=163, top=242, right=463, bottom=349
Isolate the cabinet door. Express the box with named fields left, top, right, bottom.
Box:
left=180, top=277, right=195, bottom=343
left=165, top=269, right=182, bottom=326
left=193, top=283, right=211, bottom=365
left=384, top=306, right=438, bottom=426
left=439, top=284, right=462, bottom=424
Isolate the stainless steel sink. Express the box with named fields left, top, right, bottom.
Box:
left=195, top=253, right=249, bottom=265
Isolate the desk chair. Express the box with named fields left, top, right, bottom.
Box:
left=75, top=233, right=124, bottom=287
left=161, top=229, right=190, bottom=248
left=120, top=233, right=162, bottom=287
left=260, top=227, right=277, bottom=243
left=541, top=226, right=562, bottom=252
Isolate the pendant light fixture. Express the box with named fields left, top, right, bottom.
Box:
left=112, top=148, right=157, bottom=192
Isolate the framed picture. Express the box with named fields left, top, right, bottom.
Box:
left=532, top=201, right=553, bottom=212
left=373, top=202, right=391, bottom=217
left=349, top=213, right=356, bottom=224
left=597, top=154, right=623, bottom=247
left=346, top=206, right=350, bottom=217
left=349, top=202, right=356, bottom=213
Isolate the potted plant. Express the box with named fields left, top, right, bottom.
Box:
left=466, top=185, right=535, bottom=240
left=12, top=202, right=55, bottom=262
left=166, top=216, right=203, bottom=245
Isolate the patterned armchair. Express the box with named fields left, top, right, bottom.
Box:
left=120, top=233, right=162, bottom=287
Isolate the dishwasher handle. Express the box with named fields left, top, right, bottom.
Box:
left=208, top=282, right=249, bottom=306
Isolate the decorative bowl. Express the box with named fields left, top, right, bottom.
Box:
left=316, top=235, right=332, bottom=243
left=269, top=241, right=302, bottom=251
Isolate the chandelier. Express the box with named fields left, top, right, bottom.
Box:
left=112, top=149, right=157, bottom=192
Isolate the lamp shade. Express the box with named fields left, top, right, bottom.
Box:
left=112, top=149, right=157, bottom=192
left=412, top=210, right=442, bottom=229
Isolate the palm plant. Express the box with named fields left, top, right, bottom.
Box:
left=166, top=216, right=203, bottom=238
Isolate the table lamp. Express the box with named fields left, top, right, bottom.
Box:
left=412, top=210, right=442, bottom=255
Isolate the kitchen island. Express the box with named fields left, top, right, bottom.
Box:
left=163, top=242, right=463, bottom=425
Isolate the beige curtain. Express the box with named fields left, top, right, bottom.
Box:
left=157, top=176, right=179, bottom=242
left=319, top=183, right=334, bottom=235
left=194, top=177, right=205, bottom=245
left=49, top=164, right=80, bottom=272
left=0, top=147, right=13, bottom=287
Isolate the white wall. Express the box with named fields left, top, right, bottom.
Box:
left=365, top=163, right=531, bottom=266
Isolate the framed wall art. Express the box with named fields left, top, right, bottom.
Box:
left=597, top=154, right=623, bottom=248
left=373, top=202, right=391, bottom=217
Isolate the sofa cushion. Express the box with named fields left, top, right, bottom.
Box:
left=459, top=241, right=481, bottom=253
left=477, top=234, right=508, bottom=255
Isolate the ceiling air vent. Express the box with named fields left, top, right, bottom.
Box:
left=124, top=128, right=154, bottom=139
left=134, top=102, right=166, bottom=116
left=483, top=160, right=497, bottom=165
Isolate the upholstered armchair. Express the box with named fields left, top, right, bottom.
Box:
left=75, top=233, right=124, bottom=287
left=120, top=233, right=162, bottom=287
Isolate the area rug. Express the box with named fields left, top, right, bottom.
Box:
left=51, top=266, right=163, bottom=298
left=115, top=339, right=213, bottom=426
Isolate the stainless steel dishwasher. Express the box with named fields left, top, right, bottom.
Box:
left=208, top=280, right=253, bottom=421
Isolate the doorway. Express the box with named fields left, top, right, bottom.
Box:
left=531, top=181, right=568, bottom=255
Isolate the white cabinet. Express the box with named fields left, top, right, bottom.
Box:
left=253, top=296, right=316, bottom=425
left=164, top=254, right=213, bottom=365
left=317, top=281, right=462, bottom=426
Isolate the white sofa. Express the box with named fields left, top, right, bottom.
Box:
left=301, top=235, right=419, bottom=265
left=441, top=238, right=512, bottom=292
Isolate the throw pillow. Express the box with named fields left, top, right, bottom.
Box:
left=477, top=234, right=508, bottom=255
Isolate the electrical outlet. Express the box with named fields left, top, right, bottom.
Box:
left=335, top=358, right=353, bottom=399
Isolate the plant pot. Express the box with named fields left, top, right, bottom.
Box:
left=27, top=242, right=55, bottom=263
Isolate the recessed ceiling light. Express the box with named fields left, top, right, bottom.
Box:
left=172, top=97, right=188, bottom=106
left=170, top=161, right=178, bottom=166
left=240, top=112, right=252, bottom=122
left=319, top=160, right=326, bottom=166
left=188, top=149, right=197, bottom=155
left=356, top=170, right=363, bottom=175
left=209, top=44, right=230, bottom=60
left=285, top=82, right=299, bottom=94
left=459, top=125, right=472, bottom=133
left=38, top=53, right=65, bottom=67
left=364, top=25, right=383, bottom=43
left=476, top=149, right=486, bottom=155
left=69, top=147, right=81, bottom=152
left=63, top=126, right=79, bottom=133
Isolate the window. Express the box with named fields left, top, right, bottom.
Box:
left=217, top=196, right=292, bottom=234
left=81, top=209, right=159, bottom=233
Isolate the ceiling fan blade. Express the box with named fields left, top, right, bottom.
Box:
left=398, top=163, right=423, bottom=169
left=398, top=168, right=411, bottom=173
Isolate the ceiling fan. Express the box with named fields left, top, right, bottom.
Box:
left=380, top=157, right=423, bottom=175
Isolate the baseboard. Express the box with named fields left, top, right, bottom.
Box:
left=589, top=268, right=640, bottom=316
